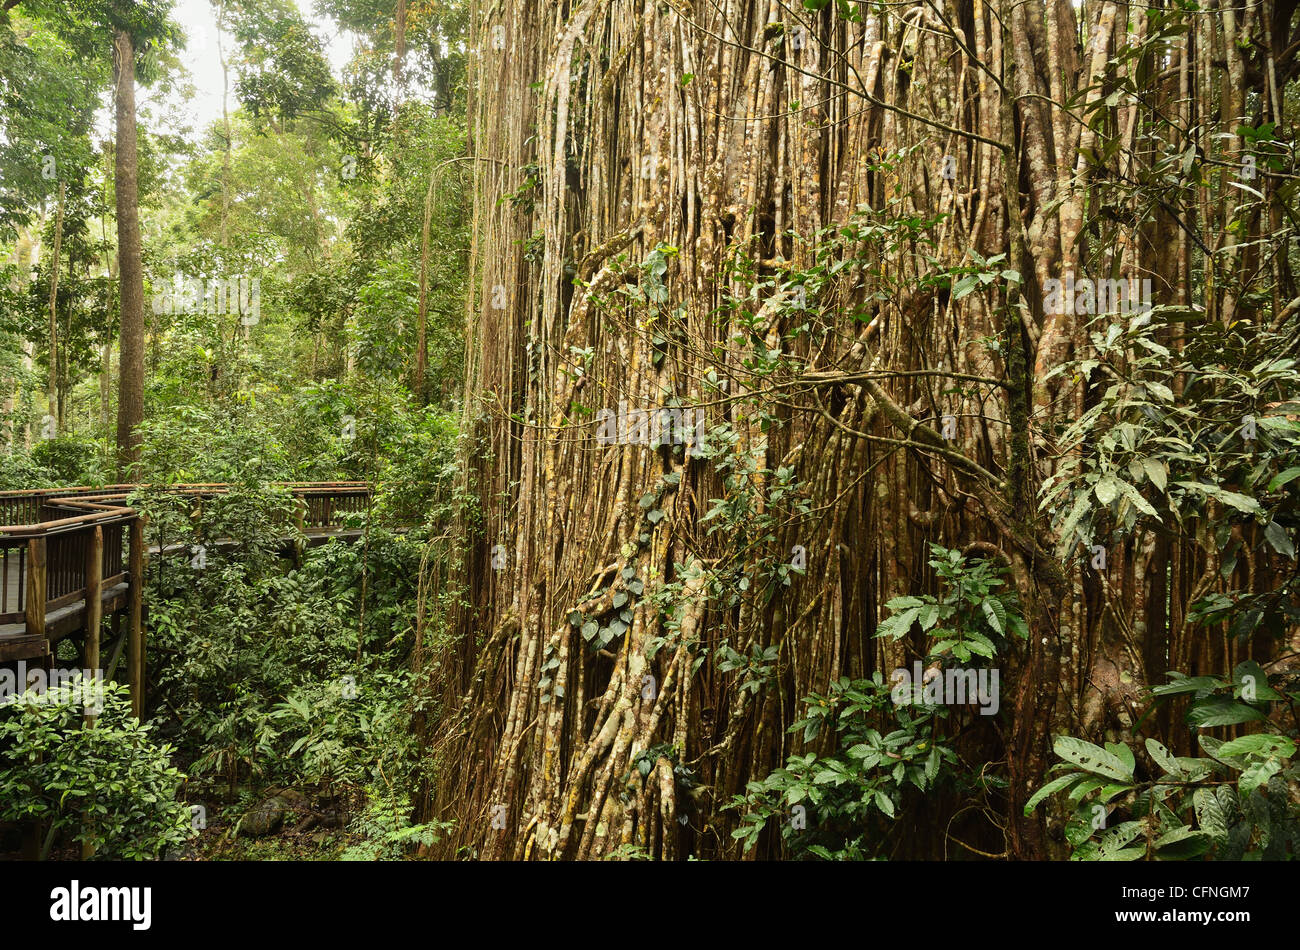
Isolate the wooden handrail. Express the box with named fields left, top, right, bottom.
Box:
left=0, top=509, right=136, bottom=537
left=0, top=483, right=371, bottom=629
left=0, top=482, right=370, bottom=535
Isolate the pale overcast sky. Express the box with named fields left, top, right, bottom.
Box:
left=156, top=0, right=354, bottom=140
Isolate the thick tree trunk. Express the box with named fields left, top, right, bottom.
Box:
left=424, top=0, right=1293, bottom=861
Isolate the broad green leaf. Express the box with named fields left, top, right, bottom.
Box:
left=1097, top=820, right=1144, bottom=860
left=1193, top=787, right=1228, bottom=841
left=1187, top=698, right=1267, bottom=728
left=1233, top=660, right=1283, bottom=700
left=1198, top=734, right=1247, bottom=769
left=1024, top=772, right=1086, bottom=814
left=1173, top=481, right=1262, bottom=515
left=1054, top=736, right=1133, bottom=781
left=1105, top=742, right=1136, bottom=776
left=1153, top=826, right=1213, bottom=859
left=1141, top=458, right=1167, bottom=492
left=1267, top=466, right=1300, bottom=490
left=1095, top=474, right=1123, bottom=505
left=1144, top=738, right=1184, bottom=777
left=1070, top=777, right=1108, bottom=802
left=1264, top=521, right=1295, bottom=559
left=982, top=598, right=1005, bottom=635
left=1217, top=734, right=1295, bottom=759
left=1150, top=674, right=1223, bottom=697
left=1239, top=758, right=1282, bottom=796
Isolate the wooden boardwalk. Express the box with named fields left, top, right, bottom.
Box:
left=0, top=483, right=370, bottom=714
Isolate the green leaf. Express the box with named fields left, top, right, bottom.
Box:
left=1055, top=491, right=1093, bottom=555
left=1193, top=787, right=1228, bottom=841
left=1097, top=820, right=1144, bottom=860
left=1141, top=458, right=1167, bottom=492
left=924, top=745, right=940, bottom=782
left=1150, top=673, right=1223, bottom=697
left=1198, top=735, right=1247, bottom=769
left=1024, top=772, right=1086, bottom=814
left=952, top=275, right=980, bottom=300
left=1233, top=660, right=1282, bottom=700
left=1054, top=736, right=1134, bottom=781
left=1145, top=381, right=1175, bottom=403
left=981, top=598, right=1005, bottom=635
left=1095, top=474, right=1123, bottom=505
left=1239, top=758, right=1282, bottom=796
left=1173, top=482, right=1262, bottom=515
left=876, top=607, right=920, bottom=641
left=1069, top=777, right=1107, bottom=802
left=1187, top=698, right=1267, bottom=728
left=1267, top=466, right=1300, bottom=490
left=1144, top=738, right=1184, bottom=778
left=1105, top=742, right=1136, bottom=777
left=1154, top=826, right=1213, bottom=859
left=1264, top=521, right=1295, bottom=558
left=1118, top=480, right=1159, bottom=518
left=1217, top=734, right=1295, bottom=758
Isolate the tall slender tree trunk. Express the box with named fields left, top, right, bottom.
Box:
left=414, top=161, right=437, bottom=404
left=23, top=216, right=44, bottom=447
left=100, top=139, right=116, bottom=438
left=394, top=0, right=407, bottom=92
left=45, top=179, right=65, bottom=435
left=113, top=27, right=145, bottom=479
left=3, top=240, right=26, bottom=447
left=217, top=0, right=231, bottom=249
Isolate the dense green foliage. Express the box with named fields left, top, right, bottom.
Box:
left=0, top=678, right=193, bottom=859
left=0, top=0, right=468, bottom=860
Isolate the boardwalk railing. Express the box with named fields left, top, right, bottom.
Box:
left=0, top=483, right=371, bottom=705
left=0, top=491, right=135, bottom=629
left=1, top=483, right=371, bottom=621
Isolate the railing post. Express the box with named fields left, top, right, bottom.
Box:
left=22, top=533, right=48, bottom=861
left=18, top=530, right=44, bottom=864
left=128, top=515, right=147, bottom=719
left=81, top=525, right=104, bottom=859
left=83, top=526, right=103, bottom=699
left=24, top=535, right=46, bottom=640
left=293, top=496, right=307, bottom=566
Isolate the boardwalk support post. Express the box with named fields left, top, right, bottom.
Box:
left=24, top=535, right=46, bottom=642
left=84, top=525, right=103, bottom=695
left=21, top=535, right=46, bottom=859
left=82, top=525, right=104, bottom=858
left=128, top=515, right=147, bottom=719
left=293, top=497, right=307, bottom=567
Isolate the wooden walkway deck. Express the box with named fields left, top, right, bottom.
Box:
left=0, top=482, right=370, bottom=714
